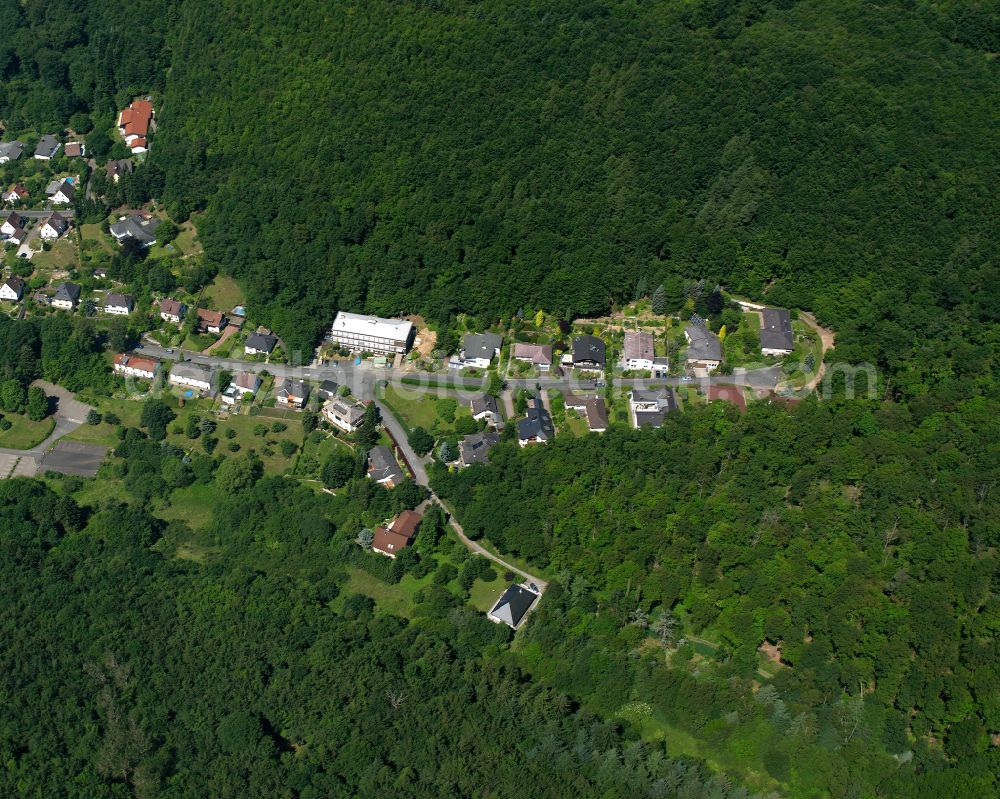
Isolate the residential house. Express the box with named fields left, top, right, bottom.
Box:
left=623, top=331, right=655, bottom=371
left=93, top=267, right=109, bottom=279
left=276, top=379, right=310, bottom=408
left=3, top=183, right=29, bottom=203
left=371, top=527, right=410, bottom=559
left=371, top=510, right=423, bottom=557
left=0, top=141, right=23, bottom=163
left=118, top=100, right=153, bottom=151
left=159, top=298, right=186, bottom=323
left=324, top=397, right=365, bottom=432
left=451, top=332, right=502, bottom=369
left=368, top=445, right=405, bottom=487
left=570, top=335, right=606, bottom=371
left=168, top=362, right=216, bottom=393
left=51, top=282, right=81, bottom=310
left=469, top=394, right=501, bottom=427
left=39, top=212, right=68, bottom=240
left=684, top=323, right=722, bottom=374
left=516, top=394, right=554, bottom=447
left=316, top=380, right=340, bottom=401
left=0, top=277, right=25, bottom=302
left=1, top=211, right=24, bottom=238
left=103, top=292, right=135, bottom=315
left=113, top=353, right=158, bottom=380
left=459, top=430, right=500, bottom=467
left=221, top=371, right=261, bottom=405
left=245, top=331, right=278, bottom=356
left=327, top=311, right=414, bottom=355
left=34, top=135, right=60, bottom=160
left=196, top=308, right=227, bottom=334
left=563, top=393, right=609, bottom=433
left=110, top=214, right=159, bottom=247
left=46, top=179, right=75, bottom=205
left=512, top=342, right=553, bottom=371
left=63, top=142, right=85, bottom=158
left=759, top=308, right=794, bottom=356
left=629, top=388, right=677, bottom=429
left=105, top=159, right=134, bottom=183
left=488, top=584, right=540, bottom=629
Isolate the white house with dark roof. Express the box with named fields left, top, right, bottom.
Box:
left=276, top=379, right=310, bottom=408
left=1, top=211, right=24, bottom=238
left=34, top=135, right=60, bottom=160
left=46, top=179, right=75, bottom=205
left=110, top=215, right=159, bottom=247
left=488, top=584, right=540, bottom=629
left=684, top=323, right=722, bottom=374
left=451, top=332, right=502, bottom=369
left=629, top=387, right=678, bottom=429
left=51, top=282, right=81, bottom=309
left=0, top=276, right=25, bottom=301
left=0, top=141, right=23, bottom=163
left=324, top=397, right=366, bottom=432
left=469, top=394, right=501, bottom=426
left=759, top=308, right=794, bottom=356
left=570, top=335, right=606, bottom=370
left=245, top=331, right=278, bottom=356
left=39, top=212, right=68, bottom=240
left=103, top=292, right=135, bottom=315
left=517, top=394, right=554, bottom=447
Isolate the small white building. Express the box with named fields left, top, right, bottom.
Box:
left=221, top=371, right=261, bottom=405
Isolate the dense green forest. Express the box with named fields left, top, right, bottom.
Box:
left=2, top=0, right=997, bottom=381
left=1, top=446, right=748, bottom=798
left=433, top=395, right=1000, bottom=797
left=2, top=1, right=1000, bottom=797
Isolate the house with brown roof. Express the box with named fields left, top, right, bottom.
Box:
left=196, top=308, right=227, bottom=333
left=113, top=353, right=159, bottom=380
left=3, top=183, right=29, bottom=204
left=106, top=159, right=134, bottom=183
left=623, top=331, right=655, bottom=371
left=512, top=342, right=553, bottom=371
left=563, top=394, right=609, bottom=433
left=64, top=142, right=85, bottom=158
left=372, top=509, right=423, bottom=557
left=221, top=371, right=261, bottom=405
left=159, top=298, right=186, bottom=323
left=708, top=385, right=747, bottom=414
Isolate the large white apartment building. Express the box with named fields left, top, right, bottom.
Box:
left=328, top=311, right=414, bottom=355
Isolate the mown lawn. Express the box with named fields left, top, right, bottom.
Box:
left=382, top=384, right=473, bottom=435
left=0, top=415, right=55, bottom=449
left=338, top=566, right=438, bottom=619
left=157, top=483, right=219, bottom=531
left=201, top=274, right=244, bottom=311
left=30, top=238, right=76, bottom=271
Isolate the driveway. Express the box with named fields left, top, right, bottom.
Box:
left=0, top=383, right=94, bottom=478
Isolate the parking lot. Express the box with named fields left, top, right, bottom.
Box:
left=39, top=441, right=107, bottom=477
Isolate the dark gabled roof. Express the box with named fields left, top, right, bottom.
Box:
left=469, top=394, right=499, bottom=417
left=43, top=212, right=68, bottom=234
left=53, top=282, right=81, bottom=302
left=0, top=141, right=24, bottom=160
left=277, top=379, right=310, bottom=399
left=3, top=276, right=25, bottom=294
left=685, top=323, right=723, bottom=362
left=759, top=308, right=794, bottom=352
left=317, top=379, right=339, bottom=397
left=460, top=430, right=500, bottom=465
left=572, top=335, right=606, bottom=365
left=106, top=159, right=134, bottom=178
left=103, top=292, right=134, bottom=309
left=245, top=332, right=278, bottom=352
left=517, top=394, right=554, bottom=442
left=490, top=584, right=538, bottom=627
left=110, top=215, right=159, bottom=246
left=34, top=135, right=59, bottom=157
left=368, top=445, right=405, bottom=484
left=462, top=332, right=503, bottom=361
